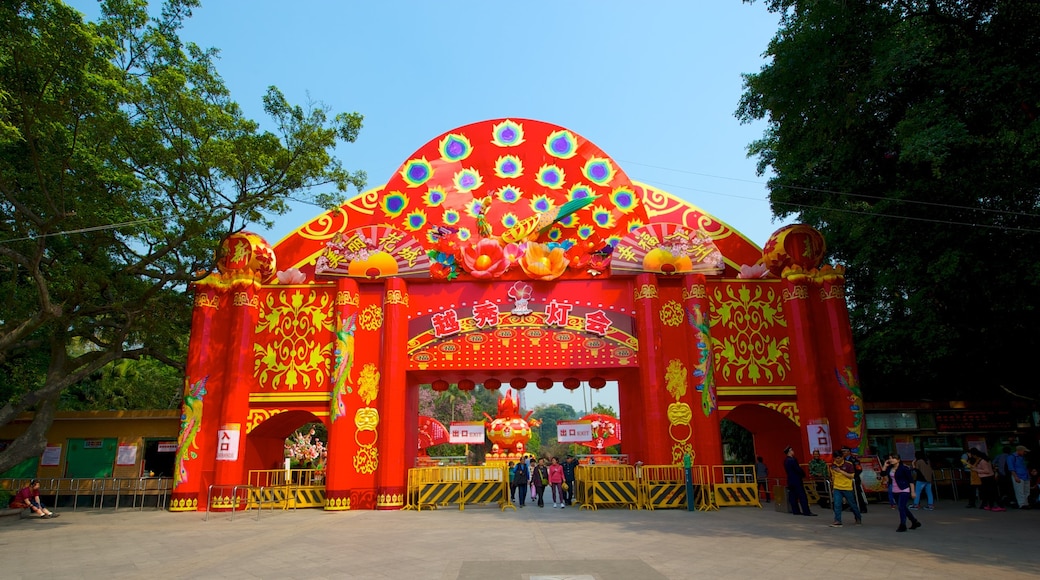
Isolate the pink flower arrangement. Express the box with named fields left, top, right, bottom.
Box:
left=460, top=238, right=510, bottom=278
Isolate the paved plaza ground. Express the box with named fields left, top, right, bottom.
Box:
left=1, top=499, right=1038, bottom=579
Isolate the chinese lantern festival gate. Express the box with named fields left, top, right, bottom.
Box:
left=170, top=119, right=865, bottom=512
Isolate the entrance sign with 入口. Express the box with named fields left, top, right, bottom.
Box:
left=449, top=421, right=486, bottom=444
left=557, top=420, right=593, bottom=443
left=216, top=425, right=240, bottom=461
left=807, top=422, right=831, bottom=458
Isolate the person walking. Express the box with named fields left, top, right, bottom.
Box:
left=548, top=457, right=565, bottom=508
left=828, top=452, right=862, bottom=527
left=970, top=448, right=1004, bottom=511
left=783, top=446, right=816, bottom=517
left=562, top=454, right=578, bottom=506
left=755, top=456, right=770, bottom=501
left=532, top=458, right=549, bottom=507
left=883, top=454, right=921, bottom=532
left=1007, top=445, right=1031, bottom=509
left=511, top=459, right=529, bottom=507
left=911, top=450, right=935, bottom=511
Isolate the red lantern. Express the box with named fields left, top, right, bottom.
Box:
left=562, top=377, right=580, bottom=390
left=458, top=379, right=476, bottom=391
left=589, top=377, right=607, bottom=389
left=431, top=380, right=449, bottom=392
left=483, top=378, right=502, bottom=390
left=536, top=377, right=553, bottom=391
left=510, top=377, right=527, bottom=390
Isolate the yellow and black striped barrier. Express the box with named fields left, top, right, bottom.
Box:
left=711, top=465, right=760, bottom=508
left=640, top=465, right=687, bottom=510
left=405, top=466, right=514, bottom=511
left=576, top=465, right=640, bottom=510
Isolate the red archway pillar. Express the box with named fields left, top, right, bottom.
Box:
left=684, top=274, right=723, bottom=467
left=212, top=274, right=261, bottom=502
left=818, top=273, right=867, bottom=454
left=633, top=274, right=671, bottom=465
left=170, top=279, right=226, bottom=511
left=325, top=278, right=359, bottom=510
left=377, top=277, right=409, bottom=509
left=783, top=276, right=826, bottom=457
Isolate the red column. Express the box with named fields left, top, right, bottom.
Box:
left=817, top=271, right=867, bottom=454
left=683, top=274, right=723, bottom=467
left=783, top=276, right=826, bottom=457
left=170, top=278, right=227, bottom=511
left=633, top=273, right=671, bottom=465
left=324, top=278, right=359, bottom=511
left=377, top=277, right=409, bottom=509
left=211, top=274, right=261, bottom=506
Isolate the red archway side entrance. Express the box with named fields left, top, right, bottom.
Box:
left=169, top=119, right=864, bottom=512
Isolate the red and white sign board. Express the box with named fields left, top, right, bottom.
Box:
left=216, top=425, right=240, bottom=461
left=157, top=441, right=178, bottom=453
left=557, top=420, right=593, bottom=443
left=807, top=422, right=832, bottom=459
left=449, top=421, right=485, bottom=444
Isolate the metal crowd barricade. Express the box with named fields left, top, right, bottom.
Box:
left=575, top=465, right=640, bottom=510
left=405, top=465, right=512, bottom=511
left=690, top=465, right=718, bottom=511
left=133, top=477, right=172, bottom=510
left=639, top=465, right=687, bottom=510
left=205, top=484, right=255, bottom=521
left=711, top=465, right=761, bottom=507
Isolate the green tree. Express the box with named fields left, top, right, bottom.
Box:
left=0, top=0, right=365, bottom=473
left=531, top=403, right=579, bottom=446
left=738, top=0, right=1040, bottom=402
left=591, top=403, right=616, bottom=418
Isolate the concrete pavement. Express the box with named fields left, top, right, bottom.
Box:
left=1, top=499, right=1037, bottom=579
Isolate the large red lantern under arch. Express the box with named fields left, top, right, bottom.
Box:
left=536, top=377, right=553, bottom=391
left=457, top=379, right=476, bottom=391
left=509, top=377, right=527, bottom=390
left=431, top=379, right=449, bottom=392
left=562, top=377, right=580, bottom=390
left=483, top=378, right=502, bottom=390
left=589, top=377, right=607, bottom=389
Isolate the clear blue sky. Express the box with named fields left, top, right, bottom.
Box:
left=71, top=0, right=790, bottom=413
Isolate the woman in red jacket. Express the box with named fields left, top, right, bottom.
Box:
left=548, top=457, right=566, bottom=509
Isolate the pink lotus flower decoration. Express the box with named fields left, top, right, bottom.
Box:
left=461, top=238, right=510, bottom=279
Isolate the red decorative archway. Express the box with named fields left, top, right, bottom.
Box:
left=169, top=119, right=863, bottom=512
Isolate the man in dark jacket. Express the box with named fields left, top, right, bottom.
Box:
left=562, top=454, right=578, bottom=506
left=783, top=446, right=817, bottom=517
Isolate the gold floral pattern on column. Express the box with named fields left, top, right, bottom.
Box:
left=358, top=304, right=384, bottom=331
left=664, top=359, right=694, bottom=463
left=634, top=284, right=658, bottom=301
left=713, top=284, right=790, bottom=384
left=254, top=290, right=334, bottom=390
left=353, top=363, right=381, bottom=474
left=659, top=300, right=685, bottom=327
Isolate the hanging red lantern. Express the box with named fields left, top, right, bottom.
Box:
left=509, top=377, right=527, bottom=390
left=457, top=379, right=476, bottom=391
left=562, top=377, right=580, bottom=390
left=483, top=378, right=502, bottom=390
left=431, top=380, right=449, bottom=392
left=589, top=377, right=607, bottom=389
left=536, top=377, right=553, bottom=391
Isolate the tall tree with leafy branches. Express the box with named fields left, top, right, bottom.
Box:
left=0, top=0, right=365, bottom=472
left=738, top=0, right=1040, bottom=402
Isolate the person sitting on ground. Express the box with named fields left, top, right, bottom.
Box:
left=10, top=479, right=59, bottom=518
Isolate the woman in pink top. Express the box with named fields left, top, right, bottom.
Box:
left=548, top=457, right=566, bottom=508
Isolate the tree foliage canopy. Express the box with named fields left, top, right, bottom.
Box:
left=738, top=0, right=1040, bottom=402
left=0, top=0, right=365, bottom=472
